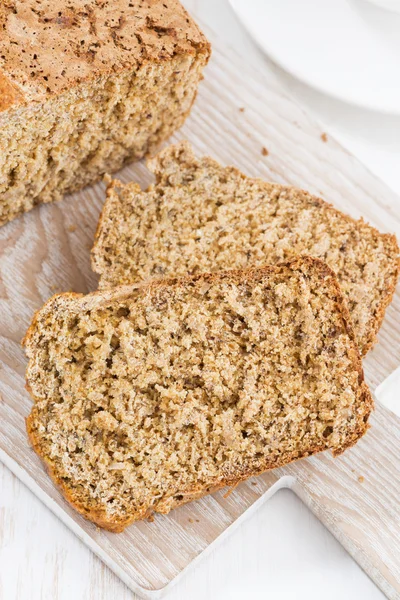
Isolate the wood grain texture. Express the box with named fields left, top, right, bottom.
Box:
left=2, top=462, right=385, bottom=600
left=0, top=17, right=399, bottom=600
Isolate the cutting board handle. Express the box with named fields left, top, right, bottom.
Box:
left=281, top=403, right=400, bottom=600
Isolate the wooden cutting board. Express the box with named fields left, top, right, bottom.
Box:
left=1, top=22, right=400, bottom=600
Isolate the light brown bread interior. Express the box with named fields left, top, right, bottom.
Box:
left=92, top=142, right=399, bottom=356
left=24, top=258, right=372, bottom=532
left=0, top=1, right=210, bottom=226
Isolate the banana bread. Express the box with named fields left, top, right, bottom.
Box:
left=24, top=258, right=372, bottom=532
left=0, top=1, right=210, bottom=226
left=92, top=142, right=399, bottom=355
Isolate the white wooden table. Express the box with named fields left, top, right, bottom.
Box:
left=1, top=1, right=399, bottom=598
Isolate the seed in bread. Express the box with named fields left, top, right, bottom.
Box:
left=0, top=1, right=210, bottom=227
left=24, top=258, right=372, bottom=532
left=92, top=142, right=399, bottom=355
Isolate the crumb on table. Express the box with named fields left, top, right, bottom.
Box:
left=358, top=475, right=365, bottom=483
left=321, top=132, right=328, bottom=143
left=261, top=147, right=269, bottom=156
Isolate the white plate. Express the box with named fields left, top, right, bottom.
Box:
left=229, top=0, right=400, bottom=114
left=366, top=0, right=400, bottom=13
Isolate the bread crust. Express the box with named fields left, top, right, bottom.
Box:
left=0, top=0, right=211, bottom=112
left=24, top=257, right=373, bottom=532
left=0, top=71, right=24, bottom=112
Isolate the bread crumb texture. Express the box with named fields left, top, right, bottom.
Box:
left=92, top=142, right=399, bottom=355
left=25, top=259, right=372, bottom=531
left=0, top=1, right=210, bottom=226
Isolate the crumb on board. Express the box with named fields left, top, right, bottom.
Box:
left=147, top=514, right=155, bottom=522
left=251, top=481, right=257, bottom=486
left=196, top=519, right=200, bottom=523
left=261, top=147, right=269, bottom=157
left=188, top=518, right=194, bottom=523
left=321, top=132, right=328, bottom=143
left=67, top=224, right=77, bottom=233
left=239, top=107, right=245, bottom=112
left=358, top=475, right=365, bottom=483
left=223, top=483, right=239, bottom=499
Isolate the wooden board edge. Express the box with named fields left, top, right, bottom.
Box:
left=0, top=448, right=158, bottom=599
left=0, top=447, right=291, bottom=598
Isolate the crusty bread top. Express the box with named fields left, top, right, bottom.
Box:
left=0, top=0, right=210, bottom=112
left=24, top=257, right=372, bottom=530
left=92, top=142, right=399, bottom=356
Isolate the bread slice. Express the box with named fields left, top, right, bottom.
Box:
left=92, top=142, right=399, bottom=356
left=0, top=2, right=210, bottom=226
left=24, top=257, right=372, bottom=532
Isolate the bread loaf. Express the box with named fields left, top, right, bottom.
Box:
left=0, top=1, right=210, bottom=226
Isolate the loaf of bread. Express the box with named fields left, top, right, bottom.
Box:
left=0, top=1, right=210, bottom=227
left=92, top=142, right=399, bottom=356
left=24, top=258, right=372, bottom=532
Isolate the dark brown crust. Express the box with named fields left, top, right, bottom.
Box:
left=0, top=71, right=24, bottom=112
left=92, top=144, right=399, bottom=356
left=23, top=257, right=374, bottom=532
left=0, top=1, right=211, bottom=112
